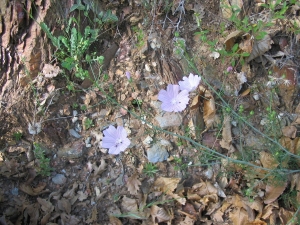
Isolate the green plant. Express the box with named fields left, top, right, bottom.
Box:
left=143, top=163, right=159, bottom=177
left=84, top=118, right=93, bottom=130
left=13, top=132, right=23, bottom=141
left=72, top=102, right=79, bottom=109
left=33, top=143, right=52, bottom=176
left=132, top=99, right=143, bottom=107
left=132, top=26, right=145, bottom=48
left=80, top=105, right=87, bottom=111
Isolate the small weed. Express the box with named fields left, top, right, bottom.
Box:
left=33, top=143, right=52, bottom=176
left=143, top=163, right=159, bottom=177
left=13, top=132, right=23, bottom=141
left=132, top=26, right=145, bottom=48
left=66, top=81, right=75, bottom=92
left=72, top=102, right=79, bottom=109
left=132, top=99, right=143, bottom=107
left=84, top=118, right=93, bottom=130
left=80, top=105, right=87, bottom=111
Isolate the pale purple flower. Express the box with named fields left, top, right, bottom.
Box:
left=178, top=73, right=201, bottom=92
left=125, top=71, right=131, bottom=80
left=102, top=125, right=130, bottom=155
left=158, top=84, right=189, bottom=112
left=226, top=66, right=233, bottom=72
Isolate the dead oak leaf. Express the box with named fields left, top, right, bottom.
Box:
left=154, top=177, right=180, bottom=194
left=264, top=182, right=287, bottom=204
left=20, top=182, right=49, bottom=196
left=77, top=191, right=88, bottom=201
left=86, top=207, right=98, bottom=223
left=37, top=197, right=54, bottom=213
left=126, top=173, right=141, bottom=195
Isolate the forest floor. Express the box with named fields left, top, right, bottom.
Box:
left=1, top=0, right=300, bottom=224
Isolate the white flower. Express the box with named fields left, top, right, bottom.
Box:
left=282, top=79, right=291, bottom=86
left=178, top=73, right=201, bottom=92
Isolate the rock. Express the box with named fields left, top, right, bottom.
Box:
left=57, top=140, right=84, bottom=159
left=155, top=112, right=182, bottom=128
left=147, top=140, right=171, bottom=163
left=52, top=174, right=67, bottom=185
left=143, top=136, right=153, bottom=146
left=69, top=129, right=81, bottom=138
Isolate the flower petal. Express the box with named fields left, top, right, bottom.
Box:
left=103, top=125, right=117, bottom=138
left=158, top=90, right=169, bottom=102
left=102, top=136, right=116, bottom=148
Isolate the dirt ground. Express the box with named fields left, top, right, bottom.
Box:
left=1, top=0, right=300, bottom=224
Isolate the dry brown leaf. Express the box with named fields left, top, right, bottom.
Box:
left=220, top=115, right=235, bottom=152
left=229, top=207, right=249, bottom=225
left=169, top=193, right=186, bottom=205
left=126, top=173, right=141, bottom=195
left=264, top=182, right=287, bottom=204
left=37, top=198, right=54, bottom=213
left=259, top=151, right=279, bottom=169
left=191, top=182, right=218, bottom=197
left=202, top=132, right=221, bottom=150
left=23, top=204, right=39, bottom=225
left=63, top=183, right=78, bottom=199
left=154, top=177, right=180, bottom=194
left=60, top=213, right=80, bottom=225
left=42, top=63, right=61, bottom=78
left=261, top=204, right=276, bottom=220
left=278, top=207, right=295, bottom=225
left=240, top=88, right=251, bottom=96
left=121, top=196, right=138, bottom=212
left=246, top=198, right=264, bottom=219
left=245, top=219, right=268, bottom=225
left=224, top=30, right=244, bottom=51
left=188, top=95, right=205, bottom=140
left=291, top=173, right=300, bottom=204
left=239, top=33, right=253, bottom=53
left=109, top=216, right=123, bottom=225
left=151, top=205, right=173, bottom=223
left=200, top=194, right=218, bottom=206
left=282, top=126, right=297, bottom=138
left=92, top=158, right=107, bottom=176
left=77, top=191, right=88, bottom=201
left=182, top=203, right=198, bottom=218
left=57, top=198, right=71, bottom=214
left=20, top=182, right=49, bottom=196
left=280, top=137, right=300, bottom=156
left=211, top=201, right=232, bottom=222
left=86, top=207, right=98, bottom=224
left=247, top=34, right=273, bottom=62
left=41, top=212, right=51, bottom=225
left=199, top=86, right=218, bottom=132
left=178, top=216, right=195, bottom=225
left=187, top=188, right=201, bottom=201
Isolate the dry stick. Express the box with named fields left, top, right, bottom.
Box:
left=183, top=54, right=300, bottom=160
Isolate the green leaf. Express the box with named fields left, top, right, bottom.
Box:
left=62, top=57, right=75, bottom=70
left=70, top=27, right=78, bottom=56
left=241, top=52, right=250, bottom=57
left=231, top=43, right=239, bottom=53
left=40, top=22, right=59, bottom=47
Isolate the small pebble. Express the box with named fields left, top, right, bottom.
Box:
left=69, top=129, right=81, bottom=138
left=52, top=174, right=67, bottom=185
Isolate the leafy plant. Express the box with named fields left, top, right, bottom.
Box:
left=143, top=163, right=159, bottom=177
left=84, top=118, right=93, bottom=130
left=33, top=143, right=52, bottom=176
left=132, top=26, right=145, bottom=48
left=13, top=132, right=23, bottom=141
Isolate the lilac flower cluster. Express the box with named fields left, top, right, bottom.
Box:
left=158, top=73, right=201, bottom=112
left=101, top=73, right=201, bottom=155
